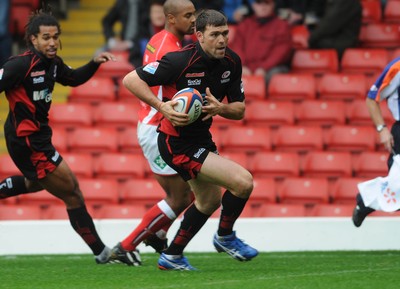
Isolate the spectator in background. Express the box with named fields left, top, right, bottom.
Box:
left=129, top=0, right=166, bottom=68
left=223, top=0, right=252, bottom=24
left=307, top=0, right=362, bottom=59
left=0, top=0, right=12, bottom=66
left=230, top=0, right=292, bottom=86
left=274, top=0, right=325, bottom=26
left=100, top=0, right=140, bottom=52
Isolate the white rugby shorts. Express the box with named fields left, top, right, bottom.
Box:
left=137, top=121, right=177, bottom=175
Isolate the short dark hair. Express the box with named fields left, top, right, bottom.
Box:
left=24, top=7, right=61, bottom=47
left=195, top=9, right=227, bottom=33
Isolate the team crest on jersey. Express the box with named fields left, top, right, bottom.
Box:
left=222, top=71, right=231, bottom=78
left=146, top=43, right=156, bottom=53
left=143, top=62, right=159, bottom=74
left=0, top=68, right=3, bottom=80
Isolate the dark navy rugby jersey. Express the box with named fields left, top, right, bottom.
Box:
left=136, top=41, right=245, bottom=139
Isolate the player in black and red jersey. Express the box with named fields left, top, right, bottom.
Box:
left=0, top=8, right=119, bottom=264
left=123, top=9, right=258, bottom=270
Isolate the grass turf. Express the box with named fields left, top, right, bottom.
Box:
left=1, top=251, right=399, bottom=289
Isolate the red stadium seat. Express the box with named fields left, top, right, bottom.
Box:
left=249, top=151, right=300, bottom=179
left=278, top=177, right=330, bottom=205
left=48, top=103, right=93, bottom=130
left=301, top=151, right=353, bottom=178
left=359, top=23, right=400, bottom=48
left=324, top=125, right=376, bottom=153
left=268, top=73, right=316, bottom=101
left=67, top=127, right=118, bottom=154
left=117, top=78, right=141, bottom=103
left=346, top=99, right=392, bottom=126
left=353, top=151, right=388, bottom=178
left=92, top=102, right=139, bottom=130
left=221, top=152, right=249, bottom=170
left=291, top=25, right=309, bottom=49
left=95, top=204, right=148, bottom=219
left=0, top=155, right=20, bottom=180
left=68, top=76, right=116, bottom=105
left=361, top=0, right=382, bottom=23
left=9, top=5, right=31, bottom=37
left=245, top=100, right=295, bottom=128
left=18, top=190, right=63, bottom=207
left=249, top=178, right=277, bottom=204
left=119, top=179, right=165, bottom=208
left=341, top=48, right=390, bottom=76
left=384, top=0, right=400, bottom=23
left=330, top=177, right=367, bottom=204
left=219, top=126, right=271, bottom=153
left=295, top=100, right=346, bottom=127
left=291, top=49, right=339, bottom=75
left=51, top=127, right=68, bottom=153
left=212, top=114, right=245, bottom=129
left=93, top=153, right=146, bottom=180
left=12, top=0, right=40, bottom=9
left=41, top=204, right=98, bottom=220
left=273, top=125, right=323, bottom=153
left=95, top=53, right=134, bottom=79
left=62, top=153, right=94, bottom=179
left=242, top=75, right=267, bottom=100
left=257, top=203, right=307, bottom=217
left=117, top=127, right=142, bottom=153
left=79, top=178, right=120, bottom=207
left=0, top=205, right=41, bottom=220
left=317, top=73, right=368, bottom=101
left=311, top=204, right=355, bottom=217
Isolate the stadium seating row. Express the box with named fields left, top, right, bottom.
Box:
left=0, top=150, right=389, bottom=182
left=49, top=99, right=391, bottom=130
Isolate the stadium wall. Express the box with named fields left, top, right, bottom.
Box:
left=1, top=218, right=400, bottom=255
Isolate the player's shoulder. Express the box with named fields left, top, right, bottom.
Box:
left=224, top=47, right=241, bottom=65
left=2, top=51, right=35, bottom=72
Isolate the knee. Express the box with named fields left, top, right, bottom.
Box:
left=235, top=171, right=253, bottom=199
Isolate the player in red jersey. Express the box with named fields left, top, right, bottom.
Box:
left=106, top=0, right=196, bottom=265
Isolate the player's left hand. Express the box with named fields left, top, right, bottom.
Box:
left=201, top=87, right=222, bottom=121
left=93, top=52, right=116, bottom=63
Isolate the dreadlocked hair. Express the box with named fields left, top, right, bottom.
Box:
left=24, top=4, right=61, bottom=48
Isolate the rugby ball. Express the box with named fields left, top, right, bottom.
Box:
left=172, top=87, right=203, bottom=124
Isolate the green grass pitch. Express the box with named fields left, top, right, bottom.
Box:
left=1, top=251, right=399, bottom=289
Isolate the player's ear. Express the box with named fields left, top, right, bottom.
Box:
left=167, top=13, right=175, bottom=24
left=196, top=31, right=203, bottom=42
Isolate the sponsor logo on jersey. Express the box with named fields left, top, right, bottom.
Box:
left=143, top=62, right=159, bottom=74
left=146, top=43, right=156, bottom=53
left=53, top=65, right=57, bottom=78
left=154, top=155, right=167, bottom=169
left=240, top=81, right=244, bottom=93
left=188, top=79, right=201, bottom=86
left=0, top=68, right=3, bottom=80
left=185, top=72, right=205, bottom=78
left=51, top=151, right=60, bottom=162
left=222, top=71, right=231, bottom=78
left=221, top=79, right=230, bottom=84
left=194, top=148, right=206, bottom=159
left=30, top=70, right=45, bottom=77
left=33, top=76, right=44, bottom=84
left=33, top=89, right=52, bottom=102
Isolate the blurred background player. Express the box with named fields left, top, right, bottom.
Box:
left=353, top=57, right=400, bottom=227
left=123, top=9, right=258, bottom=270
left=0, top=7, right=116, bottom=264
left=230, top=0, right=293, bottom=86
left=106, top=0, right=196, bottom=266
